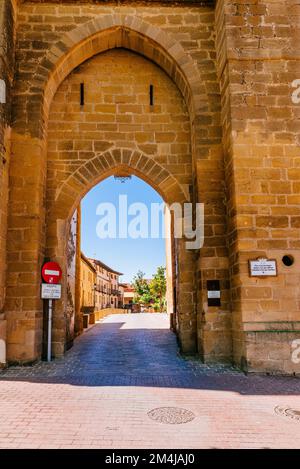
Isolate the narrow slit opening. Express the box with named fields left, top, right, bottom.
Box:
left=80, top=83, right=84, bottom=106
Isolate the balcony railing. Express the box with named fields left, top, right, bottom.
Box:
left=94, top=286, right=123, bottom=296
left=95, top=286, right=108, bottom=293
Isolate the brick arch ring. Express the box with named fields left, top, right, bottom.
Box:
left=38, top=14, right=208, bottom=130
left=51, top=146, right=189, bottom=222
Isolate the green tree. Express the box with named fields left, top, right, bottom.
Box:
left=149, top=266, right=166, bottom=312
left=132, top=267, right=167, bottom=311
left=132, top=270, right=150, bottom=305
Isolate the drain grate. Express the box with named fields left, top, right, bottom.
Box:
left=275, top=406, right=300, bottom=422
left=148, top=407, right=195, bottom=425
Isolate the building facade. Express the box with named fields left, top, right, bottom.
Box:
left=80, top=253, right=97, bottom=313
left=118, top=283, right=125, bottom=309
left=122, top=284, right=135, bottom=308
left=0, top=0, right=299, bottom=374
left=89, top=258, right=123, bottom=311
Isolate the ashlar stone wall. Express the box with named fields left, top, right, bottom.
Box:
left=0, top=0, right=17, bottom=365
left=215, top=0, right=300, bottom=373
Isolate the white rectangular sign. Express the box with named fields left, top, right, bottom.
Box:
left=207, top=291, right=221, bottom=299
left=41, top=283, right=62, bottom=299
left=44, top=269, right=60, bottom=276
left=249, top=258, right=277, bottom=277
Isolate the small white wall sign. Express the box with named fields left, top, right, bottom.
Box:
left=248, top=258, right=277, bottom=277
left=207, top=291, right=221, bottom=299
left=0, top=80, right=6, bottom=104
left=41, top=283, right=62, bottom=299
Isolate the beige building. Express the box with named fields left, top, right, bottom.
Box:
left=80, top=253, right=96, bottom=313
left=0, top=1, right=299, bottom=374
left=122, top=284, right=134, bottom=307
left=122, top=284, right=135, bottom=308
left=89, top=259, right=123, bottom=311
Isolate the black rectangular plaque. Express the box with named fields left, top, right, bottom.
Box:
left=207, top=280, right=221, bottom=307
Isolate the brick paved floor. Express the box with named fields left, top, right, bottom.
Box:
left=0, top=313, right=300, bottom=449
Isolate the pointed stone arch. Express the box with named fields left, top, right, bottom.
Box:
left=46, top=145, right=190, bottom=263
left=52, top=147, right=189, bottom=223
left=46, top=146, right=195, bottom=359
left=26, top=14, right=209, bottom=139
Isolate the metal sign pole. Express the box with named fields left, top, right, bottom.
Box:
left=47, top=299, right=53, bottom=362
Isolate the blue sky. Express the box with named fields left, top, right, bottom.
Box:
left=81, top=176, right=166, bottom=283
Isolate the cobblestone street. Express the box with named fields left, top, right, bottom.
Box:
left=0, top=313, right=300, bottom=449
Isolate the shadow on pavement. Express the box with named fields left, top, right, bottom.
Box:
left=1, top=320, right=300, bottom=396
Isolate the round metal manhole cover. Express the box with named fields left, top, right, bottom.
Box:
left=275, top=406, right=300, bottom=422
left=148, top=407, right=195, bottom=425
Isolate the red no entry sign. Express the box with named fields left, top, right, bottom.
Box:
left=42, top=262, right=62, bottom=284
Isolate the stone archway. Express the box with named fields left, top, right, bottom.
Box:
left=44, top=45, right=197, bottom=358
left=6, top=22, right=204, bottom=363
left=48, top=151, right=192, bottom=358
left=54, top=149, right=188, bottom=220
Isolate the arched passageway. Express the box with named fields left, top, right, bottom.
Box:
left=66, top=174, right=176, bottom=356
left=5, top=12, right=231, bottom=368
left=6, top=34, right=200, bottom=363
left=46, top=48, right=195, bottom=357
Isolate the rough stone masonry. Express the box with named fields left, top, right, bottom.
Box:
left=0, top=0, right=299, bottom=375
